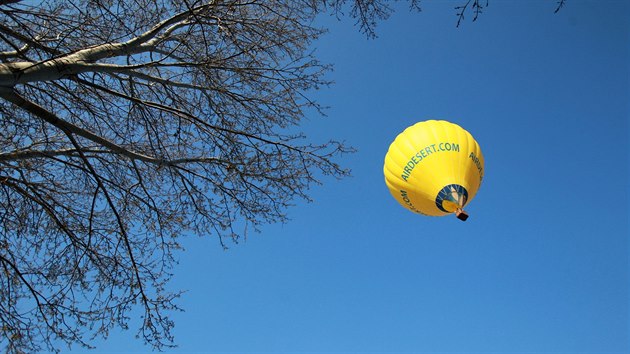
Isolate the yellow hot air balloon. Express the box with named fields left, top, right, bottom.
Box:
left=383, top=120, right=484, bottom=221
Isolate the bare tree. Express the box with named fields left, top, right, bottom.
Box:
left=0, top=0, right=353, bottom=351
left=0, top=0, right=566, bottom=352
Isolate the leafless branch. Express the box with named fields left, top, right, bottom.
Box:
left=555, top=0, right=566, bottom=13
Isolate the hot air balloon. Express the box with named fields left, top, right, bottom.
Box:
left=383, top=120, right=484, bottom=221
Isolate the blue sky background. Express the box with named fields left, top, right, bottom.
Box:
left=79, top=1, right=629, bottom=352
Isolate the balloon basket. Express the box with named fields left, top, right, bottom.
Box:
left=455, top=209, right=469, bottom=221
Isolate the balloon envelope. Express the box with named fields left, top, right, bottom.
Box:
left=383, top=120, right=484, bottom=218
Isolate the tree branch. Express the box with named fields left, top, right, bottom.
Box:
left=0, top=87, right=179, bottom=166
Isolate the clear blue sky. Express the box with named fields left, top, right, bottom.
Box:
left=80, top=1, right=628, bottom=353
